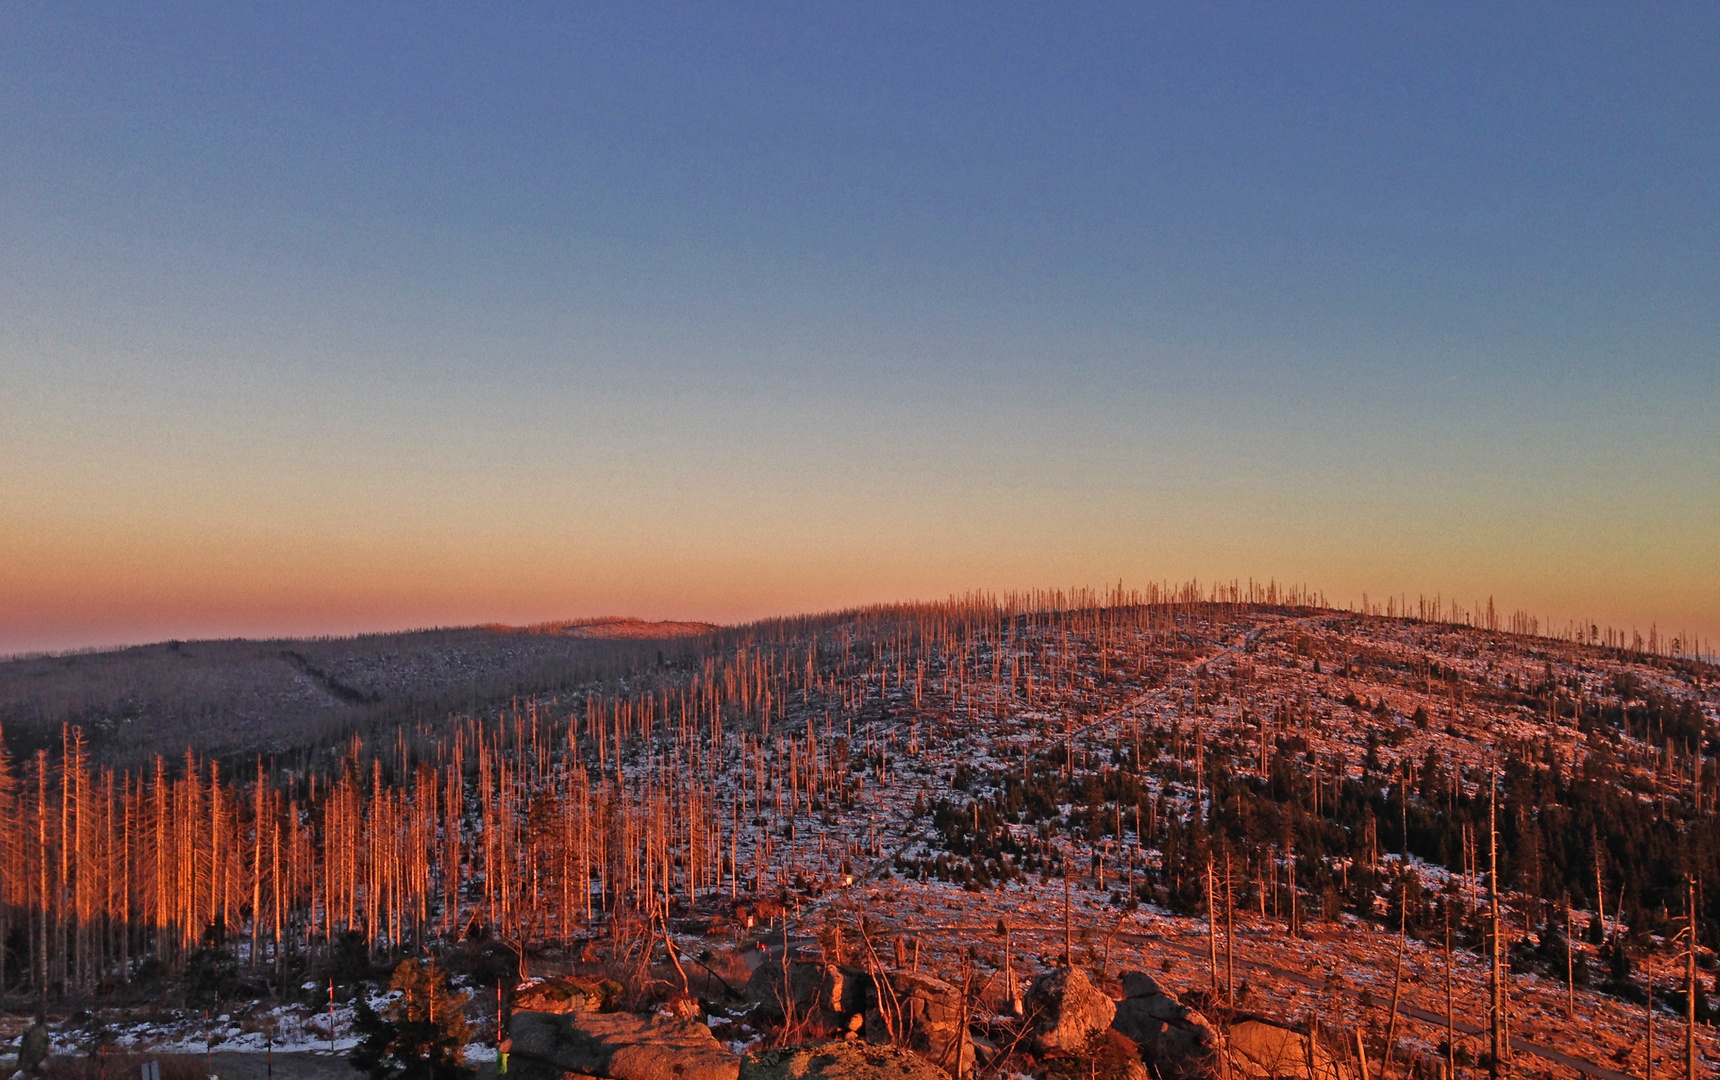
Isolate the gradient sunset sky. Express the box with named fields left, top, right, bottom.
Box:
left=3, top=4, right=1716, bottom=656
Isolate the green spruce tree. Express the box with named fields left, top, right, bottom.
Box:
left=352, top=959, right=476, bottom=1080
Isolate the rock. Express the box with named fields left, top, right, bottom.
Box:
left=741, top=1042, right=950, bottom=1080
left=746, top=957, right=811, bottom=1012
left=1226, top=1020, right=1351, bottom=1080
left=861, top=971, right=975, bottom=1077
left=509, top=1009, right=740, bottom=1080
left=1024, top=967, right=1116, bottom=1055
left=515, top=976, right=625, bottom=1014
left=748, top=960, right=869, bottom=1028
left=1070, top=1029, right=1154, bottom=1080
left=1109, top=972, right=1225, bottom=1080
left=820, top=964, right=871, bottom=1020
left=1111, top=989, right=1191, bottom=1036
left=749, top=963, right=972, bottom=1075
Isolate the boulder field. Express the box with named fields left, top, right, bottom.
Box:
left=507, top=968, right=1352, bottom=1080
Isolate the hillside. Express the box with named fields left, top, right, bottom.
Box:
left=0, top=593, right=1716, bottom=1079
left=0, top=618, right=716, bottom=763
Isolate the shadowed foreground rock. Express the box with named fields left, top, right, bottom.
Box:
left=741, top=1042, right=951, bottom=1080
left=1108, top=973, right=1225, bottom=1080
left=1024, top=967, right=1116, bottom=1055
left=861, top=971, right=974, bottom=1077
left=747, top=960, right=869, bottom=1029
left=745, top=960, right=972, bottom=1076
left=509, top=1010, right=740, bottom=1080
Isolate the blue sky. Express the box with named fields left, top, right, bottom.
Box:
left=2, top=3, right=1716, bottom=653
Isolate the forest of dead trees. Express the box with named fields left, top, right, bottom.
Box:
left=0, top=583, right=1305, bottom=996
left=0, top=580, right=1711, bottom=1027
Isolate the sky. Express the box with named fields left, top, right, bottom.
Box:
left=2, top=3, right=1716, bottom=656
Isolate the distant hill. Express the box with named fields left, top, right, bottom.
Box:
left=531, top=617, right=720, bottom=639
left=0, top=618, right=718, bottom=764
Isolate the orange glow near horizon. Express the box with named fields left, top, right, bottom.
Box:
left=5, top=496, right=1714, bottom=657
left=5, top=370, right=1714, bottom=657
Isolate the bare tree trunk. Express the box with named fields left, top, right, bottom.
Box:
left=1207, top=854, right=1218, bottom=993
left=1489, top=771, right=1505, bottom=1080
left=251, top=760, right=264, bottom=969
left=1687, top=876, right=1697, bottom=1080
left=1225, top=849, right=1235, bottom=1006
left=1383, top=906, right=1406, bottom=1079
left=1446, top=909, right=1455, bottom=1080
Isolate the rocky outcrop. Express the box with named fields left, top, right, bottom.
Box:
left=1080, top=1030, right=1154, bottom=1080
left=1024, top=967, right=1116, bottom=1055
left=741, top=1042, right=952, bottom=1080
left=515, top=975, right=625, bottom=1014
left=746, top=960, right=971, bottom=1076
left=747, top=960, right=869, bottom=1028
left=1109, top=972, right=1224, bottom=1080
left=862, top=971, right=975, bottom=1077
left=1225, top=1020, right=1352, bottom=1080
left=509, top=1009, right=741, bottom=1080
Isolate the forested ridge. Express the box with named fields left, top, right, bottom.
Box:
left=0, top=584, right=1711, bottom=1063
